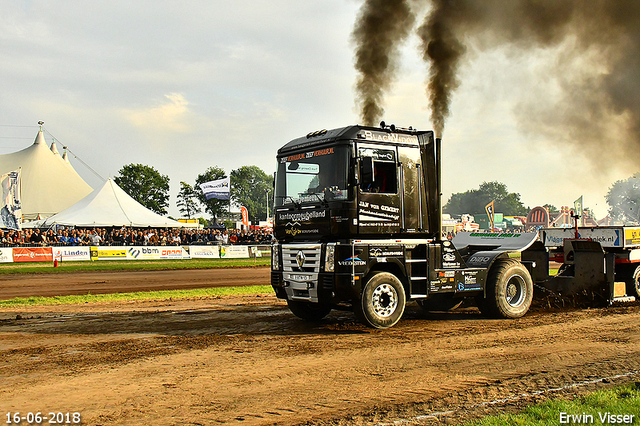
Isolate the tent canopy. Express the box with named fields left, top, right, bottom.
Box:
left=0, top=130, right=93, bottom=220
left=43, top=178, right=190, bottom=228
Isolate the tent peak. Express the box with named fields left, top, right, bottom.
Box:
left=50, top=140, right=60, bottom=156
left=33, top=130, right=46, bottom=146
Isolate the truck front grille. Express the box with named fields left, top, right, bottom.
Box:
left=282, top=244, right=322, bottom=273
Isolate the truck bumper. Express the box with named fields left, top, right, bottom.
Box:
left=271, top=271, right=356, bottom=304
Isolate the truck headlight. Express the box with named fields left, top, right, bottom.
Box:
left=325, top=243, right=336, bottom=272
left=271, top=243, right=280, bottom=270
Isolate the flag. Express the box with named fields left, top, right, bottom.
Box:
left=574, top=196, right=583, bottom=216
left=241, top=206, right=248, bottom=227
left=199, top=177, right=230, bottom=201
left=574, top=195, right=584, bottom=226
left=485, top=200, right=495, bottom=230
left=0, top=169, right=21, bottom=230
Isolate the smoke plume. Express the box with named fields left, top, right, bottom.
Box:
left=353, top=0, right=640, bottom=168
left=352, top=0, right=415, bottom=126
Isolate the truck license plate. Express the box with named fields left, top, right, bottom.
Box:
left=290, top=274, right=310, bottom=281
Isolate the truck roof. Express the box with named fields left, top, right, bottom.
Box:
left=278, top=124, right=433, bottom=155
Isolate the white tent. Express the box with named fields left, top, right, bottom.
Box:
left=0, top=130, right=93, bottom=220
left=42, top=178, right=191, bottom=228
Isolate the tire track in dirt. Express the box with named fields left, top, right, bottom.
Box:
left=1, top=298, right=639, bottom=425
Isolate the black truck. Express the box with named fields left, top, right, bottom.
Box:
left=270, top=123, right=538, bottom=328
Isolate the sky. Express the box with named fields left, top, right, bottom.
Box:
left=0, top=0, right=636, bottom=219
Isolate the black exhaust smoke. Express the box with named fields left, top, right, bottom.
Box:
left=352, top=0, right=416, bottom=126
left=353, top=0, right=640, bottom=169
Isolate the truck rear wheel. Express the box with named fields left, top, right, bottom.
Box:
left=286, top=300, right=332, bottom=321
left=355, top=272, right=406, bottom=329
left=631, top=266, right=640, bottom=298
left=483, top=259, right=533, bottom=319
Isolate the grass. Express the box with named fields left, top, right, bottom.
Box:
left=0, top=257, right=270, bottom=274
left=0, top=285, right=274, bottom=308
left=464, top=383, right=640, bottom=426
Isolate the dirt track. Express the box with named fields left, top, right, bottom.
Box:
left=0, top=267, right=270, bottom=299
left=1, top=268, right=639, bottom=425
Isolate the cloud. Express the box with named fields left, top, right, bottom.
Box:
left=123, top=93, right=193, bottom=134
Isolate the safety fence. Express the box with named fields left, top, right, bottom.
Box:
left=0, top=245, right=273, bottom=263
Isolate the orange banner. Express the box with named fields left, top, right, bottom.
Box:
left=13, top=247, right=53, bottom=263
left=241, top=206, right=249, bottom=227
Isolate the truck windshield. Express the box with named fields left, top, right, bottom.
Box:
left=275, top=145, right=350, bottom=207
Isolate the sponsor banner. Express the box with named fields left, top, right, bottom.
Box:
left=0, top=247, right=13, bottom=263
left=13, top=247, right=53, bottom=263
left=220, top=245, right=250, bottom=258
left=241, top=206, right=248, bottom=227
left=126, top=246, right=161, bottom=260
left=91, top=246, right=128, bottom=260
left=189, top=245, right=220, bottom=258
left=0, top=169, right=21, bottom=230
left=52, top=247, right=91, bottom=262
left=126, top=246, right=190, bottom=260
left=543, top=228, right=624, bottom=248
left=199, top=177, right=230, bottom=201
left=158, top=247, right=190, bottom=259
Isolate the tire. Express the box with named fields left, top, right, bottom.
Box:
left=483, top=259, right=533, bottom=319
left=417, top=295, right=463, bottom=312
left=630, top=266, right=640, bottom=298
left=286, top=300, right=332, bottom=321
left=355, top=272, right=406, bottom=329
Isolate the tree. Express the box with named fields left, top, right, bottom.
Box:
left=195, top=166, right=228, bottom=221
left=114, top=163, right=170, bottom=215
left=176, top=181, right=201, bottom=219
left=543, top=204, right=559, bottom=213
left=606, top=175, right=640, bottom=224
left=444, top=181, right=529, bottom=216
left=231, top=165, right=273, bottom=222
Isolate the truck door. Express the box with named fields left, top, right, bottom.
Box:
left=356, top=144, right=401, bottom=234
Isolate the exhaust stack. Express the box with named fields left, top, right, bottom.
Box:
left=418, top=132, right=442, bottom=242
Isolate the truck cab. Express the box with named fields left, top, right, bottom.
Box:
left=271, top=124, right=536, bottom=328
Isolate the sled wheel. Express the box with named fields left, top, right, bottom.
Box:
left=286, top=300, right=332, bottom=321
left=355, top=272, right=406, bottom=329
left=484, top=259, right=533, bottom=319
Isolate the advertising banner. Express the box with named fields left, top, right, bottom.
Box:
left=241, top=206, right=249, bottom=227
left=0, top=247, right=13, bottom=263
left=125, top=246, right=190, bottom=260
left=0, top=169, right=21, bottom=230
left=199, top=177, right=230, bottom=200
left=220, top=245, right=250, bottom=258
left=91, top=246, right=128, bottom=260
left=158, top=246, right=190, bottom=259
left=52, top=247, right=91, bottom=262
left=189, top=245, right=220, bottom=258
left=13, top=247, right=53, bottom=262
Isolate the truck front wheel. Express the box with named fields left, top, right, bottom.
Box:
left=355, top=272, right=406, bottom=329
left=287, top=300, right=332, bottom=321
left=483, top=259, right=533, bottom=319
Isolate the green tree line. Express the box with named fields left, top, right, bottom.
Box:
left=114, top=163, right=273, bottom=224
left=114, top=165, right=640, bottom=225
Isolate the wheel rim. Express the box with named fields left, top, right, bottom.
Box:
left=505, top=274, right=526, bottom=307
left=371, top=283, right=398, bottom=318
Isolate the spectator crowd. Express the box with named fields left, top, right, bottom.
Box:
left=0, top=227, right=274, bottom=247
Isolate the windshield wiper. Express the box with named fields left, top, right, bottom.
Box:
left=275, top=195, right=301, bottom=209
left=311, top=193, right=329, bottom=207
left=285, top=195, right=301, bottom=209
